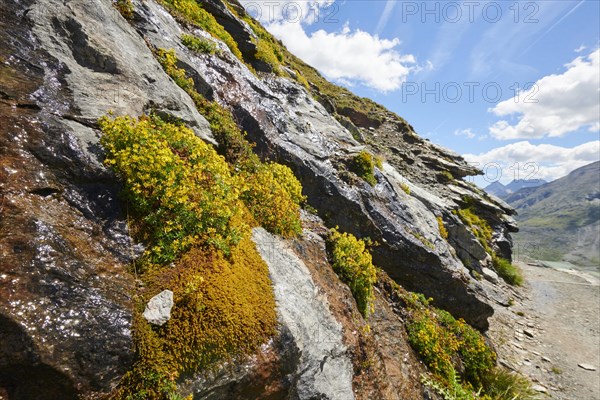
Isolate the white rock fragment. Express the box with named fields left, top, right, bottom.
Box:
left=143, top=290, right=174, bottom=326
left=578, top=363, right=597, bottom=371
left=531, top=384, right=548, bottom=393
left=481, top=267, right=499, bottom=284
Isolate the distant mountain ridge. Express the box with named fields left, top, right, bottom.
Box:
left=485, top=179, right=547, bottom=199
left=506, top=162, right=600, bottom=268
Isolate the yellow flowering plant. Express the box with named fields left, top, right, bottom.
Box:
left=328, top=228, right=377, bottom=318
left=99, top=114, right=246, bottom=264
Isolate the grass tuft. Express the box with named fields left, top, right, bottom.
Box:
left=492, top=256, right=524, bottom=286
left=181, top=33, right=219, bottom=54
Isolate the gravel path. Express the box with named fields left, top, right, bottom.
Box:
left=488, top=262, right=600, bottom=400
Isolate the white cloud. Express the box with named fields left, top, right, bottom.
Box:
left=239, top=0, right=333, bottom=25
left=265, top=22, right=417, bottom=92
left=463, top=141, right=600, bottom=183
left=489, top=49, right=600, bottom=140
left=240, top=1, right=418, bottom=92
left=454, top=128, right=476, bottom=139
left=575, top=44, right=587, bottom=53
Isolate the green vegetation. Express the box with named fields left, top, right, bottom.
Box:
left=351, top=150, right=378, bottom=186
left=455, top=206, right=523, bottom=286
left=421, top=369, right=483, bottom=400
left=455, top=207, right=493, bottom=254
left=155, top=48, right=304, bottom=236
left=157, top=0, right=395, bottom=130
left=253, top=34, right=283, bottom=75
left=401, top=182, right=411, bottom=195
left=409, top=229, right=435, bottom=250
left=99, top=114, right=245, bottom=264
left=115, top=0, right=134, bottom=19
left=480, top=368, right=539, bottom=400
left=441, top=170, right=455, bottom=183
left=100, top=113, right=307, bottom=397
left=220, top=2, right=391, bottom=125
left=158, top=0, right=243, bottom=61
left=374, top=155, right=383, bottom=169
left=492, top=256, right=524, bottom=286
left=115, top=237, right=276, bottom=399
left=328, top=228, right=377, bottom=318
left=294, top=69, right=310, bottom=90
left=406, top=307, right=495, bottom=387
left=156, top=48, right=257, bottom=169
left=381, top=275, right=536, bottom=400
left=551, top=366, right=562, bottom=375
left=101, top=47, right=307, bottom=398
left=180, top=34, right=219, bottom=54
left=437, top=216, right=448, bottom=239
left=423, top=368, right=539, bottom=400
left=239, top=163, right=304, bottom=236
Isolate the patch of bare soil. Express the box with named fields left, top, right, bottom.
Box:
left=488, top=262, right=600, bottom=399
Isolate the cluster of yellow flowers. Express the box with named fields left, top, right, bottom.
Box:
left=455, top=207, right=493, bottom=253
left=328, top=228, right=377, bottom=318
left=155, top=48, right=304, bottom=236
left=158, top=0, right=243, bottom=61
left=239, top=163, right=304, bottom=237
left=437, top=216, right=449, bottom=239
left=116, top=237, right=277, bottom=399
left=406, top=300, right=496, bottom=389
left=351, top=150, right=382, bottom=186
left=180, top=34, right=218, bottom=55
left=99, top=114, right=245, bottom=264
left=100, top=113, right=295, bottom=398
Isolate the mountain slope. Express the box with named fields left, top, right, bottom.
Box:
left=507, top=162, right=600, bottom=267
left=1, top=0, right=519, bottom=398
left=485, top=179, right=546, bottom=199
left=506, top=179, right=547, bottom=194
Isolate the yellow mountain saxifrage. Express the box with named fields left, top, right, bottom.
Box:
left=268, top=162, right=306, bottom=206
left=351, top=150, right=379, bottom=186
left=380, top=277, right=524, bottom=400
left=238, top=163, right=305, bottom=237
left=100, top=115, right=278, bottom=398
left=181, top=33, right=219, bottom=55
left=99, top=114, right=246, bottom=264
left=155, top=48, right=305, bottom=237
left=158, top=0, right=243, bottom=61
left=328, top=228, right=377, bottom=318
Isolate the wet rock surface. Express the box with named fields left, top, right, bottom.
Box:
left=1, top=0, right=520, bottom=397
left=2, top=0, right=141, bottom=396
left=126, top=0, right=519, bottom=329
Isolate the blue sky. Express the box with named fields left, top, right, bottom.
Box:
left=241, top=1, right=600, bottom=185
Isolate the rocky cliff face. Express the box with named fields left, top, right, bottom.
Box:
left=0, top=0, right=517, bottom=398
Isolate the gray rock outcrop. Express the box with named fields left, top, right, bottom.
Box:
left=1, top=0, right=519, bottom=397
left=253, top=228, right=355, bottom=400
left=126, top=0, right=518, bottom=329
